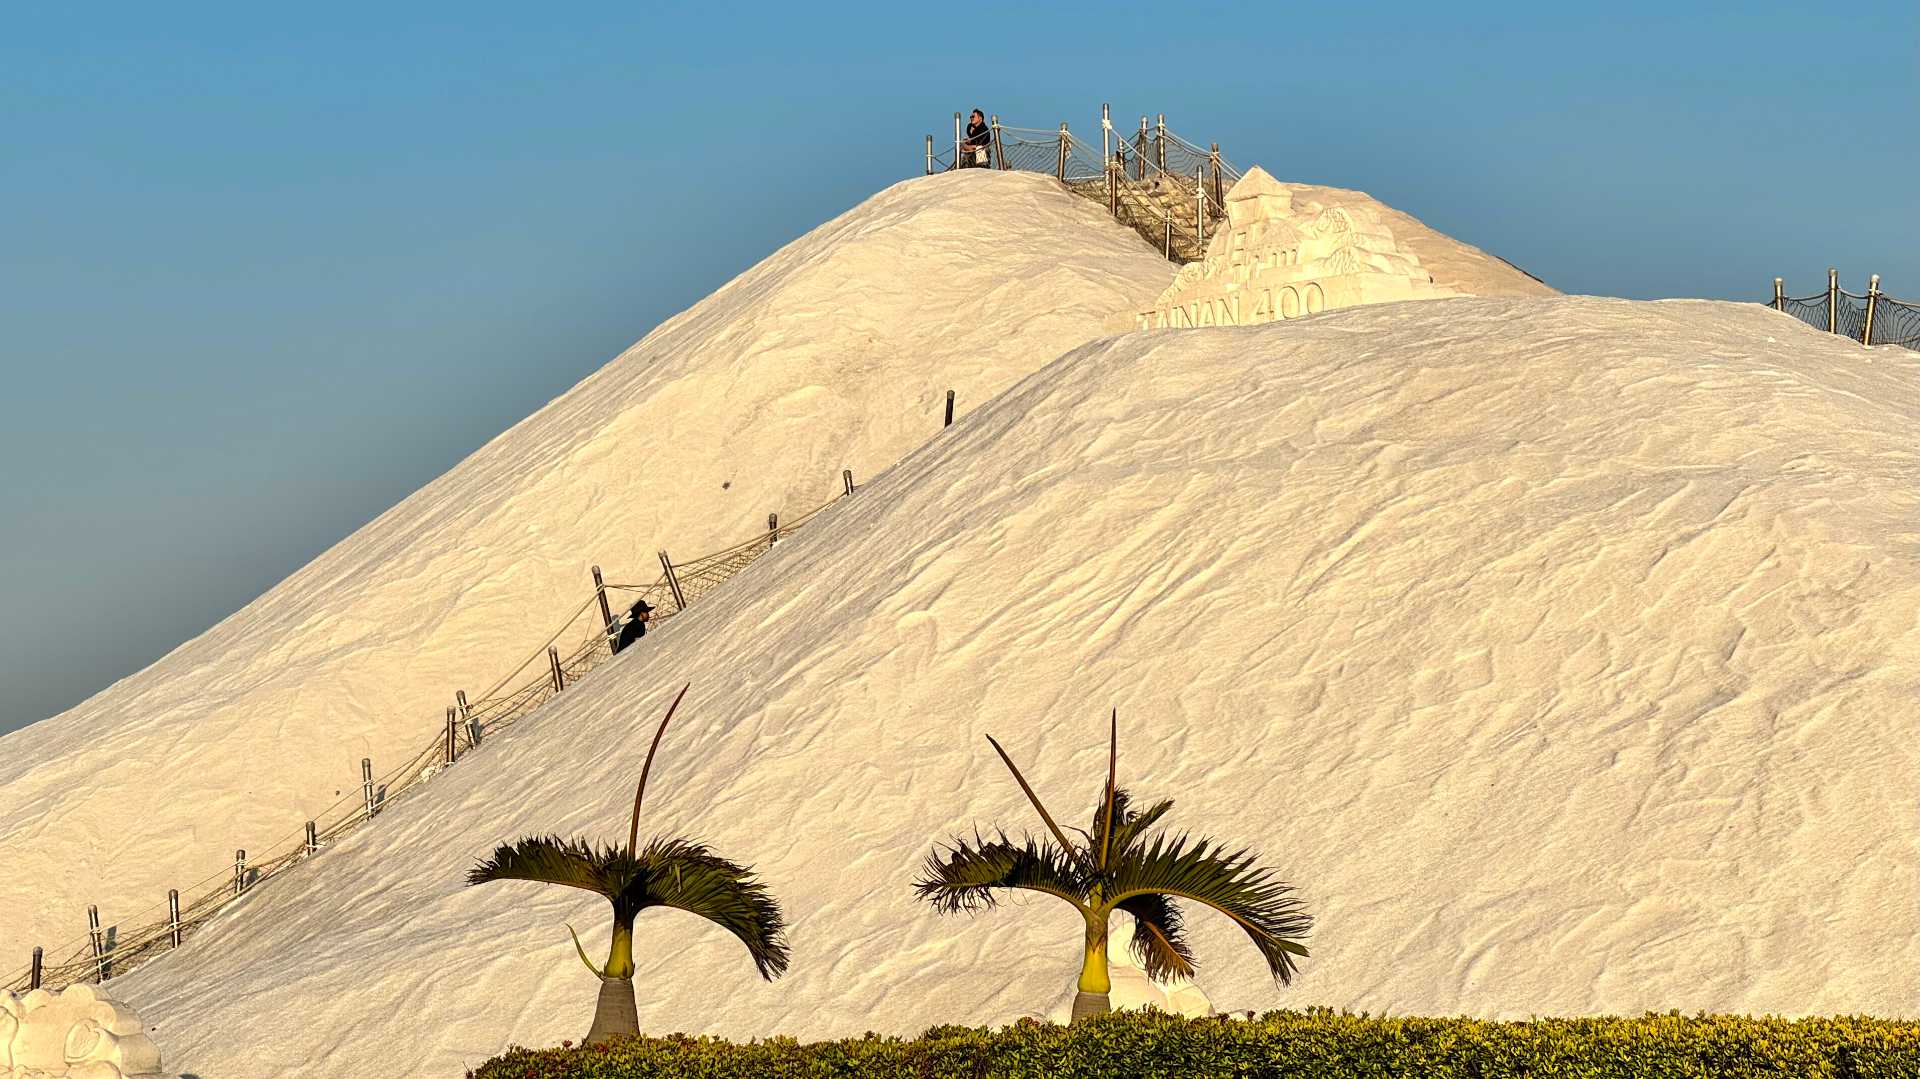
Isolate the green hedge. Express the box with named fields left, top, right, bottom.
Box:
left=471, top=1008, right=1920, bottom=1078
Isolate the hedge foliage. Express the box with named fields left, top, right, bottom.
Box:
left=472, top=1007, right=1920, bottom=1078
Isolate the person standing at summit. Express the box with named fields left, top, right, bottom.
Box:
left=961, top=109, right=992, bottom=168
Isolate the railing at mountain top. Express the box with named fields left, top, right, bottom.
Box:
left=924, top=105, right=1241, bottom=264
left=1769, top=270, right=1920, bottom=353
left=1, top=459, right=873, bottom=996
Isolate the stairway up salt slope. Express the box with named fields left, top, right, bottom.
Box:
left=0, top=170, right=1177, bottom=966
left=116, top=297, right=1918, bottom=1079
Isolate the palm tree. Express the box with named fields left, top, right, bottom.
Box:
left=914, top=711, right=1311, bottom=1021
left=468, top=683, right=789, bottom=1044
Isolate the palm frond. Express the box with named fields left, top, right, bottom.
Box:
left=621, top=836, right=790, bottom=980
left=984, top=735, right=1088, bottom=868
left=913, top=831, right=1089, bottom=915
left=1104, top=794, right=1175, bottom=859
left=1105, top=832, right=1312, bottom=983
left=1098, top=709, right=1119, bottom=868
left=628, top=682, right=690, bottom=859
left=1115, top=893, right=1195, bottom=983
left=466, top=835, right=639, bottom=900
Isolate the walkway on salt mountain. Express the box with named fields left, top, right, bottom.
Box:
left=930, top=106, right=1242, bottom=263
left=6, top=477, right=859, bottom=994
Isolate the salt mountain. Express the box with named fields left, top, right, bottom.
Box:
left=9, top=171, right=1919, bottom=1079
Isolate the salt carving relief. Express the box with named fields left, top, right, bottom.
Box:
left=0, top=985, right=165, bottom=1078
left=1132, top=165, right=1458, bottom=331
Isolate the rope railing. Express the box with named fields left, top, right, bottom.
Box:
left=922, top=105, right=1241, bottom=265
left=3, top=468, right=875, bottom=995
left=1768, top=270, right=1920, bottom=352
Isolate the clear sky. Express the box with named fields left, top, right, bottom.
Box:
left=2, top=1, right=1915, bottom=735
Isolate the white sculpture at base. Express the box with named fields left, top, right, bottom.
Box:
left=0, top=984, right=165, bottom=1078
left=1130, top=165, right=1458, bottom=330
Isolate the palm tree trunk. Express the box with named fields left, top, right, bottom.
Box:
left=584, top=975, right=639, bottom=1044
left=1070, top=989, right=1111, bottom=1021
left=584, top=913, right=639, bottom=1044
left=1072, top=920, right=1112, bottom=1022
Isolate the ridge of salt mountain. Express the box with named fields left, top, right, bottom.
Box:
left=116, top=297, right=1918, bottom=1079
left=0, top=170, right=1178, bottom=966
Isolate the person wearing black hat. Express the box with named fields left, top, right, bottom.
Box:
left=611, top=598, right=654, bottom=655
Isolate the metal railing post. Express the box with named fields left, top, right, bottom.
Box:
left=1056, top=123, right=1069, bottom=182
left=87, top=905, right=105, bottom=982
left=1135, top=116, right=1149, bottom=180
left=1827, top=267, right=1838, bottom=333
left=767, top=512, right=779, bottom=544
left=1209, top=143, right=1224, bottom=207
left=168, top=890, right=182, bottom=948
left=445, top=706, right=458, bottom=764
left=953, top=112, right=962, bottom=170
left=842, top=468, right=856, bottom=496
left=233, top=849, right=248, bottom=896
left=944, top=389, right=956, bottom=427
left=1106, top=152, right=1118, bottom=217
left=457, top=690, right=479, bottom=747
left=591, top=566, right=614, bottom=644
left=1863, top=274, right=1880, bottom=345
left=29, top=946, right=42, bottom=990
left=1772, top=277, right=1785, bottom=311
left=1164, top=210, right=1174, bottom=259
left=1195, top=166, right=1206, bottom=249
left=1156, top=113, right=1166, bottom=172
left=305, top=820, right=319, bottom=855
left=925, top=134, right=934, bottom=175
left=991, top=115, right=1007, bottom=170
left=658, top=551, right=687, bottom=610
left=1101, top=102, right=1111, bottom=163
left=547, top=646, right=564, bottom=692
left=361, top=758, right=376, bottom=821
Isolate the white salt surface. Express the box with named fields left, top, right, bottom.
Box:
left=111, top=296, right=1919, bottom=1078
left=1279, top=181, right=1560, bottom=298
left=0, top=171, right=1176, bottom=968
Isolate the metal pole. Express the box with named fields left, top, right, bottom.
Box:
left=1106, top=152, right=1118, bottom=217
left=1164, top=210, right=1173, bottom=259
left=991, top=115, right=1007, bottom=170
left=87, top=905, right=105, bottom=982
left=944, top=389, right=956, bottom=427
left=657, top=550, right=686, bottom=611
left=1195, top=166, right=1206, bottom=249
left=168, top=890, right=182, bottom=948
left=1209, top=142, right=1224, bottom=207
left=457, top=690, right=479, bottom=747
left=1057, top=123, right=1069, bottom=182
left=233, top=850, right=247, bottom=896
left=305, top=820, right=319, bottom=855
left=1136, top=117, right=1149, bottom=180
left=1773, top=277, right=1785, bottom=311
left=547, top=646, right=564, bottom=692
left=925, top=134, right=934, bottom=175
left=1827, top=267, right=1838, bottom=333
left=445, top=707, right=458, bottom=764
left=843, top=468, right=856, bottom=496
left=362, top=758, right=376, bottom=821
left=1863, top=274, right=1880, bottom=345
left=1101, top=102, right=1111, bottom=164
left=29, top=946, right=42, bottom=990
left=592, top=566, right=614, bottom=644
left=767, top=512, right=779, bottom=545
left=1156, top=113, right=1166, bottom=172
left=954, top=111, right=962, bottom=169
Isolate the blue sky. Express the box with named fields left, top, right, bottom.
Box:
left=2, top=1, right=1915, bottom=734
